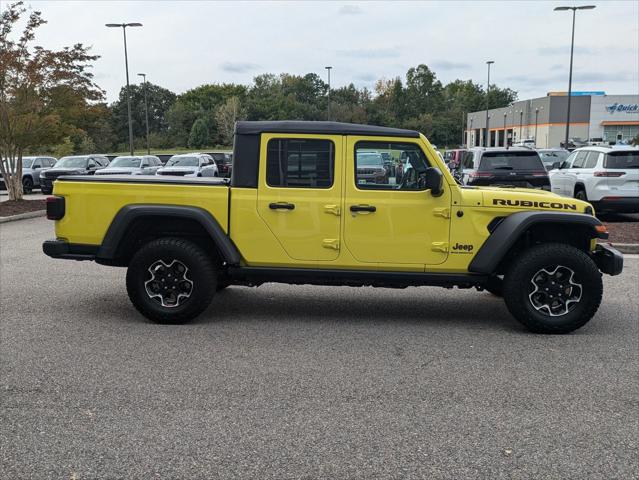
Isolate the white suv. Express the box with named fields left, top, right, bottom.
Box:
left=548, top=146, right=639, bottom=213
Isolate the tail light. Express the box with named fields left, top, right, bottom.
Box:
left=594, top=171, right=625, bottom=177
left=469, top=172, right=493, bottom=180
left=46, top=196, right=65, bottom=220
left=531, top=171, right=548, bottom=177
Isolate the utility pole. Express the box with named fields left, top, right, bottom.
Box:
left=106, top=22, right=143, bottom=155
left=138, top=73, right=150, bottom=154
left=484, top=60, right=494, bottom=147
left=325, top=66, right=332, bottom=121
left=554, top=5, right=596, bottom=148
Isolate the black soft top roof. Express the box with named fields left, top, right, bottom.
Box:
left=235, top=121, right=420, bottom=138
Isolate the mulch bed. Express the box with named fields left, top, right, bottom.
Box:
left=601, top=220, right=639, bottom=244
left=0, top=200, right=46, bottom=217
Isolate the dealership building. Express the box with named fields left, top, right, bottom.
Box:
left=466, top=92, right=639, bottom=148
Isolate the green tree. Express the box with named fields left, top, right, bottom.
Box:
left=0, top=2, right=102, bottom=200
left=188, top=118, right=209, bottom=148
left=215, top=96, right=245, bottom=145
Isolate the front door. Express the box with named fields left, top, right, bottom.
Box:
left=344, top=137, right=451, bottom=266
left=257, top=134, right=343, bottom=262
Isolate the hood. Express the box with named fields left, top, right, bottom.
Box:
left=158, top=166, right=198, bottom=172
left=43, top=168, right=85, bottom=177
left=479, top=187, right=590, bottom=213
left=95, top=167, right=140, bottom=175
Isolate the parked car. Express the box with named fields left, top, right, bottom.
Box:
left=355, top=151, right=388, bottom=185
left=156, top=153, right=219, bottom=177
left=206, top=152, right=233, bottom=177
left=43, top=120, right=622, bottom=334
left=0, top=156, right=57, bottom=193
left=548, top=146, right=639, bottom=213
left=40, top=155, right=109, bottom=194
left=95, top=155, right=162, bottom=176
left=457, top=147, right=550, bottom=190
left=560, top=138, right=588, bottom=151
left=537, top=149, right=570, bottom=171
left=513, top=139, right=536, bottom=148
left=443, top=149, right=467, bottom=170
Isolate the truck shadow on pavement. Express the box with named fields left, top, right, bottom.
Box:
left=100, top=285, right=525, bottom=333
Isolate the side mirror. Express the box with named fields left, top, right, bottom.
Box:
left=559, top=161, right=568, bottom=169
left=551, top=162, right=561, bottom=170
left=424, top=167, right=443, bottom=197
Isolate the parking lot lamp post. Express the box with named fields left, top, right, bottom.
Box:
left=519, top=110, right=524, bottom=140
left=554, top=5, right=596, bottom=148
left=503, top=113, right=507, bottom=146
left=325, top=66, right=332, bottom=121
left=484, top=60, right=494, bottom=147
left=137, top=73, right=150, bottom=154
left=534, top=107, right=539, bottom=146
left=106, top=22, right=143, bottom=156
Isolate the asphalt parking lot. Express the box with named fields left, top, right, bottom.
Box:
left=1, top=217, right=638, bottom=479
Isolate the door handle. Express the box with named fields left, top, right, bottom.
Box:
left=269, top=202, right=295, bottom=210
left=350, top=204, right=376, bottom=213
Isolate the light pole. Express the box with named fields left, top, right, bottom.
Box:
left=534, top=107, right=540, bottom=146
left=137, top=73, right=150, bottom=154
left=106, top=22, right=143, bottom=155
left=325, top=66, right=332, bottom=121
left=519, top=110, right=523, bottom=141
left=554, top=5, right=596, bottom=148
left=484, top=60, right=494, bottom=147
left=503, top=113, right=507, bottom=147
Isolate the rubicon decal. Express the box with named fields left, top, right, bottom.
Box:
left=492, top=199, right=577, bottom=210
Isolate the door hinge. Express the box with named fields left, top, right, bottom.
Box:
left=322, top=239, right=340, bottom=250
left=431, top=242, right=449, bottom=253
left=433, top=207, right=450, bottom=219
left=324, top=204, right=341, bottom=216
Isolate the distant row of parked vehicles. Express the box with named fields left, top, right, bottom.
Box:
left=444, top=145, right=639, bottom=214
left=0, top=152, right=233, bottom=195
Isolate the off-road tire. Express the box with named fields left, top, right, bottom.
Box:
left=22, top=177, right=33, bottom=194
left=503, top=243, right=602, bottom=334
left=575, top=189, right=588, bottom=202
left=126, top=237, right=217, bottom=324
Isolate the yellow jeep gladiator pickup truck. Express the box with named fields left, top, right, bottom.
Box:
left=43, top=121, right=623, bottom=333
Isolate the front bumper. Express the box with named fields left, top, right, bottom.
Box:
left=591, top=243, right=623, bottom=276
left=593, top=197, right=639, bottom=214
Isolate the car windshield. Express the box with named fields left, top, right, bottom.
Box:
left=539, top=151, right=569, bottom=164
left=55, top=157, right=88, bottom=168
left=479, top=151, right=544, bottom=171
left=166, top=156, right=199, bottom=167
left=357, top=153, right=383, bottom=166
left=21, top=158, right=34, bottom=168
left=110, top=156, right=142, bottom=168
left=605, top=152, right=639, bottom=169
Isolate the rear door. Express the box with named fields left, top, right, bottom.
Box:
left=564, top=150, right=588, bottom=196
left=256, top=134, right=343, bottom=262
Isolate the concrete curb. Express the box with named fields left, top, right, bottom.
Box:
left=0, top=210, right=46, bottom=224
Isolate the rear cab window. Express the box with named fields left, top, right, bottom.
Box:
left=266, top=138, right=334, bottom=188
left=478, top=151, right=544, bottom=171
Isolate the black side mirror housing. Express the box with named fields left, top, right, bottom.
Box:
left=424, top=167, right=443, bottom=197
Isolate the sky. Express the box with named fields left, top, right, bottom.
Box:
left=10, top=0, right=639, bottom=103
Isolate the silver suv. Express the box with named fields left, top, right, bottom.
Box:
left=0, top=156, right=57, bottom=194
left=95, top=155, right=162, bottom=176
left=156, top=153, right=219, bottom=177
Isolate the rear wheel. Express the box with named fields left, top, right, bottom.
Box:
left=22, top=177, right=33, bottom=194
left=126, top=237, right=217, bottom=324
left=575, top=188, right=588, bottom=202
left=503, top=243, right=602, bottom=334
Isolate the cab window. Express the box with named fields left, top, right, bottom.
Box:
left=354, top=141, right=430, bottom=191
left=266, top=138, right=334, bottom=188
left=571, top=151, right=588, bottom=168
left=583, top=151, right=600, bottom=169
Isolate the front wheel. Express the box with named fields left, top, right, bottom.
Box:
left=503, top=243, right=603, bottom=334
left=22, top=177, right=33, bottom=194
left=126, top=237, right=217, bottom=324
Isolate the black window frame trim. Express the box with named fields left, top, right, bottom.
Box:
left=265, top=137, right=336, bottom=190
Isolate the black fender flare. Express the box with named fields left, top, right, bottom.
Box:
left=96, top=204, right=241, bottom=265
left=468, top=211, right=606, bottom=274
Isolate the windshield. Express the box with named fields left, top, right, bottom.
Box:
left=479, top=152, right=544, bottom=171
left=110, top=156, right=142, bottom=168
left=21, top=158, right=34, bottom=168
left=56, top=157, right=88, bottom=168
left=605, top=152, right=639, bottom=169
left=539, top=150, right=569, bottom=164
left=166, top=156, right=199, bottom=167
left=357, top=153, right=383, bottom=166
